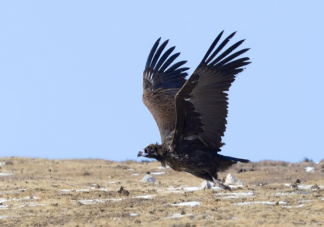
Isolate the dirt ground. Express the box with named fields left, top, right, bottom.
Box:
left=0, top=157, right=323, bottom=227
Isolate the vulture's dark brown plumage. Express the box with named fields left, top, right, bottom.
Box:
left=138, top=31, right=250, bottom=189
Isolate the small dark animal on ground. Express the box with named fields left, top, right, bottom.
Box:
left=238, top=169, right=247, bottom=173
left=117, top=186, right=129, bottom=196
left=137, top=31, right=250, bottom=190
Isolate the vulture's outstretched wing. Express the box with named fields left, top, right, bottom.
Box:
left=143, top=38, right=189, bottom=143
left=172, top=31, right=251, bottom=151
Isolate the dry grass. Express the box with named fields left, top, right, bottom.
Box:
left=0, top=157, right=323, bottom=227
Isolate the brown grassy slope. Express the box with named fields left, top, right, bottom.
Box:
left=0, top=157, right=323, bottom=227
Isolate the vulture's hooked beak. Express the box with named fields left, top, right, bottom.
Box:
left=137, top=150, right=144, bottom=158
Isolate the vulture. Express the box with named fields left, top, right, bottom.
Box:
left=137, top=31, right=250, bottom=190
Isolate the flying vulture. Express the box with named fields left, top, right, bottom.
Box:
left=137, top=31, right=250, bottom=190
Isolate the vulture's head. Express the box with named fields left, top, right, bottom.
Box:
left=137, top=144, right=159, bottom=159
left=138, top=144, right=166, bottom=166
left=138, top=143, right=166, bottom=158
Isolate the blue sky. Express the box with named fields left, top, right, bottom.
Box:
left=0, top=1, right=323, bottom=163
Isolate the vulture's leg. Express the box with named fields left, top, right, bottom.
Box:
left=212, top=177, right=231, bottom=191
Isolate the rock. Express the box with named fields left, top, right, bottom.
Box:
left=140, top=174, right=155, bottom=183
left=117, top=187, right=129, bottom=196
left=199, top=180, right=214, bottom=189
left=224, top=173, right=244, bottom=186
left=113, top=217, right=121, bottom=221
left=92, top=184, right=100, bottom=188
left=224, top=173, right=237, bottom=185
left=295, top=179, right=301, bottom=184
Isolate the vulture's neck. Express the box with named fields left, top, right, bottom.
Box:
left=153, top=143, right=169, bottom=167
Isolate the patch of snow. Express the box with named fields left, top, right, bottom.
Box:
left=0, top=205, right=8, bottom=209
left=223, top=196, right=240, bottom=199
left=282, top=204, right=304, bottom=209
left=0, top=196, right=39, bottom=207
left=130, top=213, right=138, bottom=216
left=299, top=200, right=313, bottom=203
left=0, top=198, right=9, bottom=203
left=77, top=198, right=123, bottom=205
left=0, top=173, right=12, bottom=176
left=0, top=162, right=5, bottom=166
left=135, top=195, right=156, bottom=199
left=78, top=199, right=104, bottom=205
left=284, top=184, right=319, bottom=190
left=159, top=187, right=184, bottom=194
left=60, top=189, right=89, bottom=193
left=77, top=189, right=90, bottom=192
left=229, top=185, right=243, bottom=189
left=214, top=192, right=254, bottom=199
left=91, top=187, right=110, bottom=191
left=297, top=185, right=313, bottom=190
left=107, top=182, right=115, bottom=184
left=183, top=187, right=200, bottom=192
left=164, top=213, right=193, bottom=219
left=23, top=203, right=46, bottom=207
left=170, top=201, right=201, bottom=207
left=2, top=189, right=26, bottom=194
left=98, top=188, right=109, bottom=191
left=167, top=186, right=182, bottom=191
left=216, top=192, right=254, bottom=197
left=150, top=172, right=166, bottom=175
left=131, top=173, right=139, bottom=176
left=157, top=166, right=166, bottom=169
left=0, top=215, right=5, bottom=219
left=60, top=189, right=74, bottom=192
left=304, top=167, right=314, bottom=172
left=163, top=190, right=184, bottom=194
left=211, top=186, right=222, bottom=190
left=299, top=191, right=310, bottom=194
left=108, top=198, right=123, bottom=202
left=127, top=169, right=135, bottom=171
left=275, top=192, right=295, bottom=196
left=235, top=201, right=287, bottom=206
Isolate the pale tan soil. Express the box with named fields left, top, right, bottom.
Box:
left=0, top=157, right=323, bottom=227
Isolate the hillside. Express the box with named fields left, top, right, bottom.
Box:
left=0, top=157, right=323, bottom=226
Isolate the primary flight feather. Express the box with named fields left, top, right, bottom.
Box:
left=138, top=31, right=251, bottom=189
